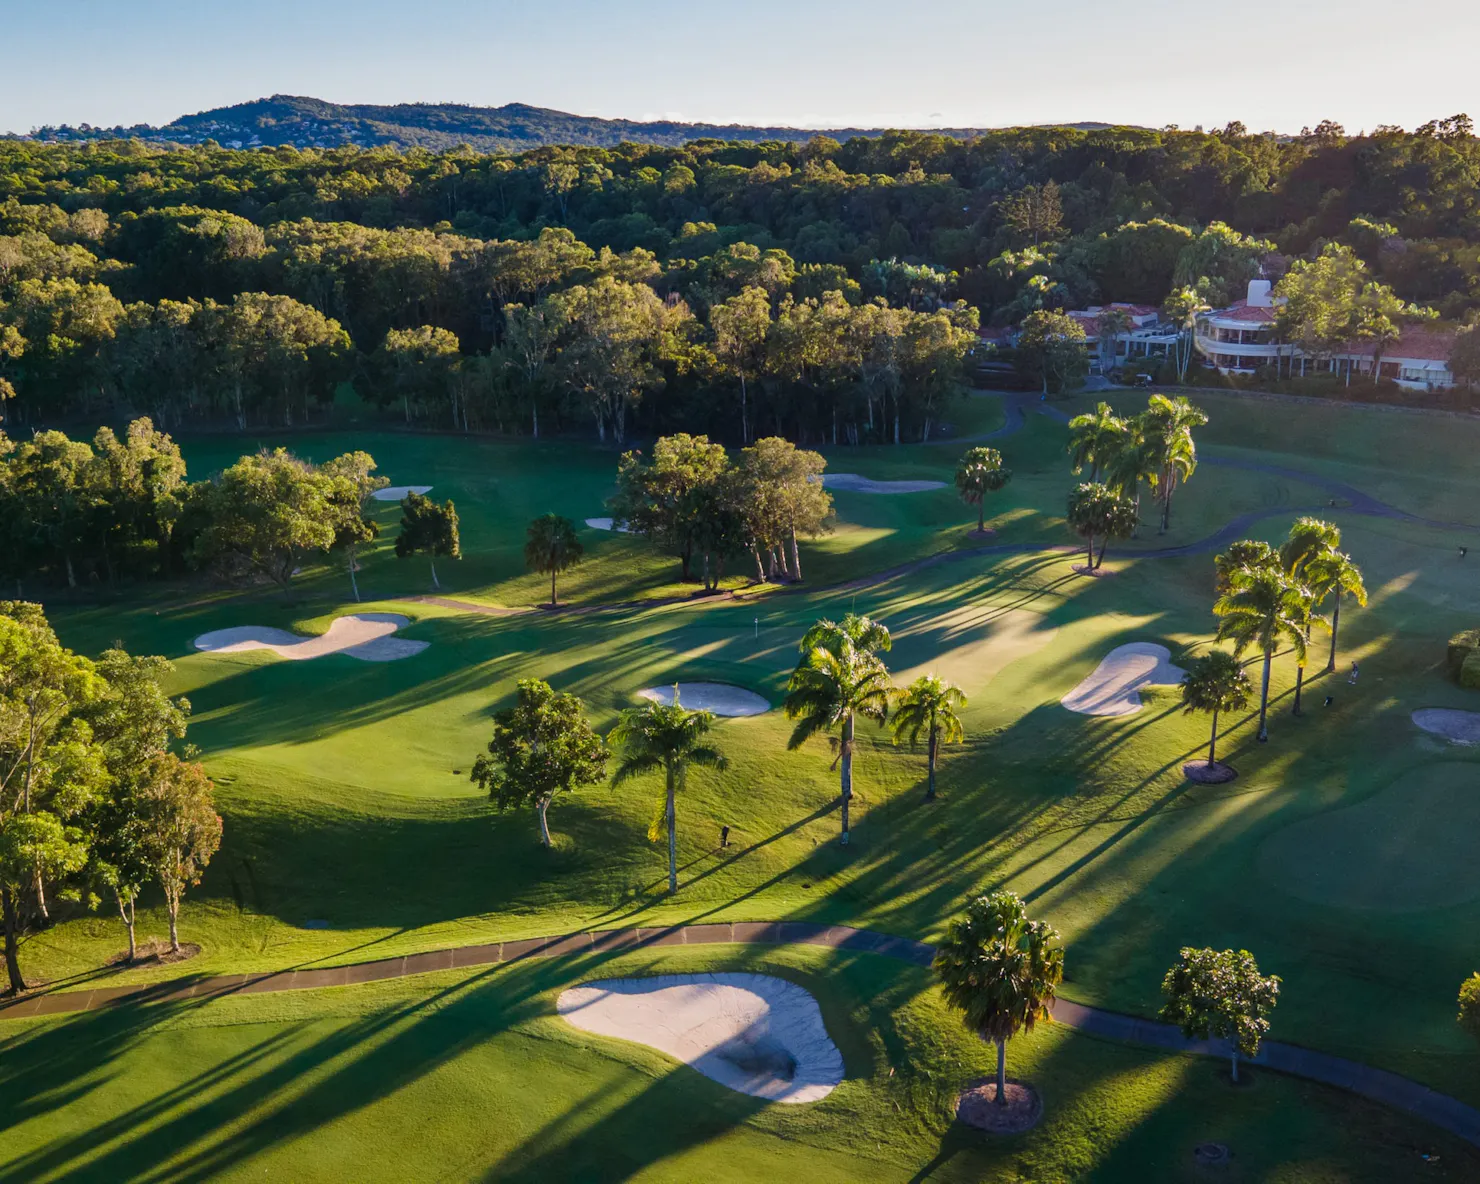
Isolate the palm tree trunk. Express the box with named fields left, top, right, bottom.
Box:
left=1208, top=706, right=1219, bottom=766
left=839, top=713, right=854, bottom=846
left=1257, top=650, right=1272, bottom=742
left=995, top=1038, right=1007, bottom=1103
left=925, top=727, right=938, bottom=801
left=666, top=767, right=678, bottom=894
left=1326, top=594, right=1341, bottom=673
left=1292, top=660, right=1305, bottom=716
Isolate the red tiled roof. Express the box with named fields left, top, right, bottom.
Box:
left=1209, top=301, right=1279, bottom=323
left=1350, top=327, right=1455, bottom=363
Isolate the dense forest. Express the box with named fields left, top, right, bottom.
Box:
left=1, top=117, right=1477, bottom=442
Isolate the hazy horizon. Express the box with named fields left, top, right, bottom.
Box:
left=3, top=0, right=1476, bottom=138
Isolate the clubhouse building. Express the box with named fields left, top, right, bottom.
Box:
left=1195, top=280, right=1457, bottom=390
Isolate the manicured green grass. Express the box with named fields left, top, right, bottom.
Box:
left=16, top=389, right=1480, bottom=1174
left=3, top=946, right=1475, bottom=1183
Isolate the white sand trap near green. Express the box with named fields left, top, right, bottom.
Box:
left=892, top=606, right=1058, bottom=691
left=823, top=473, right=946, bottom=494
left=1061, top=642, right=1186, bottom=716
left=557, top=973, right=844, bottom=1103
left=369, top=485, right=432, bottom=502
left=193, top=613, right=428, bottom=662
left=585, top=517, right=633, bottom=532
left=1412, top=708, right=1480, bottom=745
left=638, top=683, right=770, bottom=716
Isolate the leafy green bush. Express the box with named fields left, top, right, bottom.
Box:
left=1459, top=972, right=1480, bottom=1044
left=1447, top=630, right=1480, bottom=681
left=1460, top=652, right=1480, bottom=690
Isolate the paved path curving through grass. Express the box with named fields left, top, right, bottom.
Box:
left=5, top=921, right=1478, bottom=1147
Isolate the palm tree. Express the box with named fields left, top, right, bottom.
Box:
left=1214, top=567, right=1311, bottom=742
left=934, top=891, right=1064, bottom=1106
left=891, top=675, right=967, bottom=802
left=609, top=693, right=727, bottom=895
left=1140, top=394, right=1208, bottom=532
left=1306, top=548, right=1368, bottom=674
left=785, top=616, right=894, bottom=846
left=524, top=513, right=585, bottom=606
left=1096, top=307, right=1133, bottom=376
left=1279, top=518, right=1340, bottom=714
left=1214, top=539, right=1278, bottom=595
left=954, top=446, right=1012, bottom=535
left=1066, top=401, right=1127, bottom=482
left=1180, top=651, right=1253, bottom=770
left=1163, top=286, right=1209, bottom=383
left=1100, top=415, right=1158, bottom=528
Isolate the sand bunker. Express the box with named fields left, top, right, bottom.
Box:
left=585, top=517, right=634, bottom=533
left=1412, top=709, right=1480, bottom=745
left=557, top=973, right=843, bottom=1103
left=1061, top=642, right=1186, bottom=716
left=638, top=683, right=770, bottom=716
left=193, top=613, right=429, bottom=662
left=370, top=485, right=432, bottom=502
left=823, top=473, right=946, bottom=494
left=1257, top=764, right=1480, bottom=912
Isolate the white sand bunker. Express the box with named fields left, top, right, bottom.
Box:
left=558, top=973, right=844, bottom=1103
left=585, top=517, right=634, bottom=532
left=823, top=473, right=946, bottom=494
left=193, top=613, right=429, bottom=662
left=370, top=485, right=432, bottom=502
left=638, top=683, right=770, bottom=716
left=1062, top=642, right=1186, bottom=717
left=1413, top=709, right=1480, bottom=745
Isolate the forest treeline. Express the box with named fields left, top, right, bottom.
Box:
left=0, top=118, right=1476, bottom=438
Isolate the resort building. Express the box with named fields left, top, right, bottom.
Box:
left=1196, top=281, right=1457, bottom=390
left=1064, top=304, right=1180, bottom=374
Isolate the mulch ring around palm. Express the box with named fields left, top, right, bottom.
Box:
left=1183, top=760, right=1238, bottom=785
left=955, top=1079, right=1043, bottom=1134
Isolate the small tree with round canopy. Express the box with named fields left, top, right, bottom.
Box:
left=954, top=447, right=1012, bottom=535
left=1180, top=651, right=1252, bottom=772
left=1160, top=946, right=1280, bottom=1083
left=608, top=693, right=726, bottom=896
left=934, top=891, right=1064, bottom=1106
left=891, top=674, right=966, bottom=802
left=524, top=514, right=585, bottom=607
left=1066, top=482, right=1138, bottom=571
left=395, top=491, right=461, bottom=591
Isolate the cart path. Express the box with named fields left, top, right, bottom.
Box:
left=3, top=920, right=1477, bottom=1147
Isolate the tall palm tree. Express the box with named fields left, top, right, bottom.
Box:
left=1100, top=415, right=1158, bottom=528
left=1096, top=307, right=1133, bottom=376
left=954, top=447, right=1013, bottom=534
left=785, top=617, right=894, bottom=846
left=523, top=513, right=585, bottom=606
left=1306, top=548, right=1368, bottom=674
left=1180, top=651, right=1253, bottom=769
left=1279, top=518, right=1340, bottom=714
left=1066, top=401, right=1127, bottom=482
left=1214, top=567, right=1312, bottom=742
left=1163, top=286, right=1209, bottom=382
left=1141, top=394, right=1207, bottom=533
left=609, top=693, right=727, bottom=895
left=1214, top=539, right=1278, bottom=595
left=891, top=675, right=967, bottom=802
left=934, top=891, right=1064, bottom=1106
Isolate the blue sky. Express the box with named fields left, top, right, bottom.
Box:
left=2, top=0, right=1475, bottom=135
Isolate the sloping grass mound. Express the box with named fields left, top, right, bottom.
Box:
left=1257, top=764, right=1480, bottom=912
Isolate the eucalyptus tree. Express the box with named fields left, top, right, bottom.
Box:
left=935, top=891, right=1064, bottom=1105
left=140, top=754, right=221, bottom=955
left=609, top=694, right=726, bottom=895
left=395, top=491, right=461, bottom=591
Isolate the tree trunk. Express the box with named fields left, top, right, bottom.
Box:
left=995, top=1038, right=1007, bottom=1103
left=118, top=890, right=137, bottom=962
left=537, top=795, right=552, bottom=847
left=430, top=558, right=440, bottom=591
left=532, top=403, right=539, bottom=439
left=1292, top=659, right=1305, bottom=716
left=1257, top=650, right=1272, bottom=742
left=751, top=547, right=765, bottom=584
left=789, top=528, right=803, bottom=583
left=977, top=500, right=985, bottom=533
left=666, top=767, right=678, bottom=895
left=32, top=868, right=47, bottom=923
left=924, top=727, right=938, bottom=801
left=168, top=888, right=180, bottom=954
left=839, top=713, right=854, bottom=846
left=680, top=543, right=692, bottom=583
left=1326, top=594, right=1341, bottom=673
left=739, top=374, right=748, bottom=444
left=550, top=567, right=557, bottom=607
left=1208, top=706, right=1219, bottom=766
left=2, top=887, right=24, bottom=993
left=349, top=558, right=360, bottom=603
left=1230, top=1047, right=1240, bottom=1083
left=1085, top=535, right=1095, bottom=570
left=64, top=553, right=76, bottom=589
left=1095, top=536, right=1109, bottom=570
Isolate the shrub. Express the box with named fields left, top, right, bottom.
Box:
left=1447, top=629, right=1480, bottom=681
left=1461, top=652, right=1480, bottom=690
left=1459, top=972, right=1480, bottom=1043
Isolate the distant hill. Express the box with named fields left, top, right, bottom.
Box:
left=21, top=95, right=1123, bottom=151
